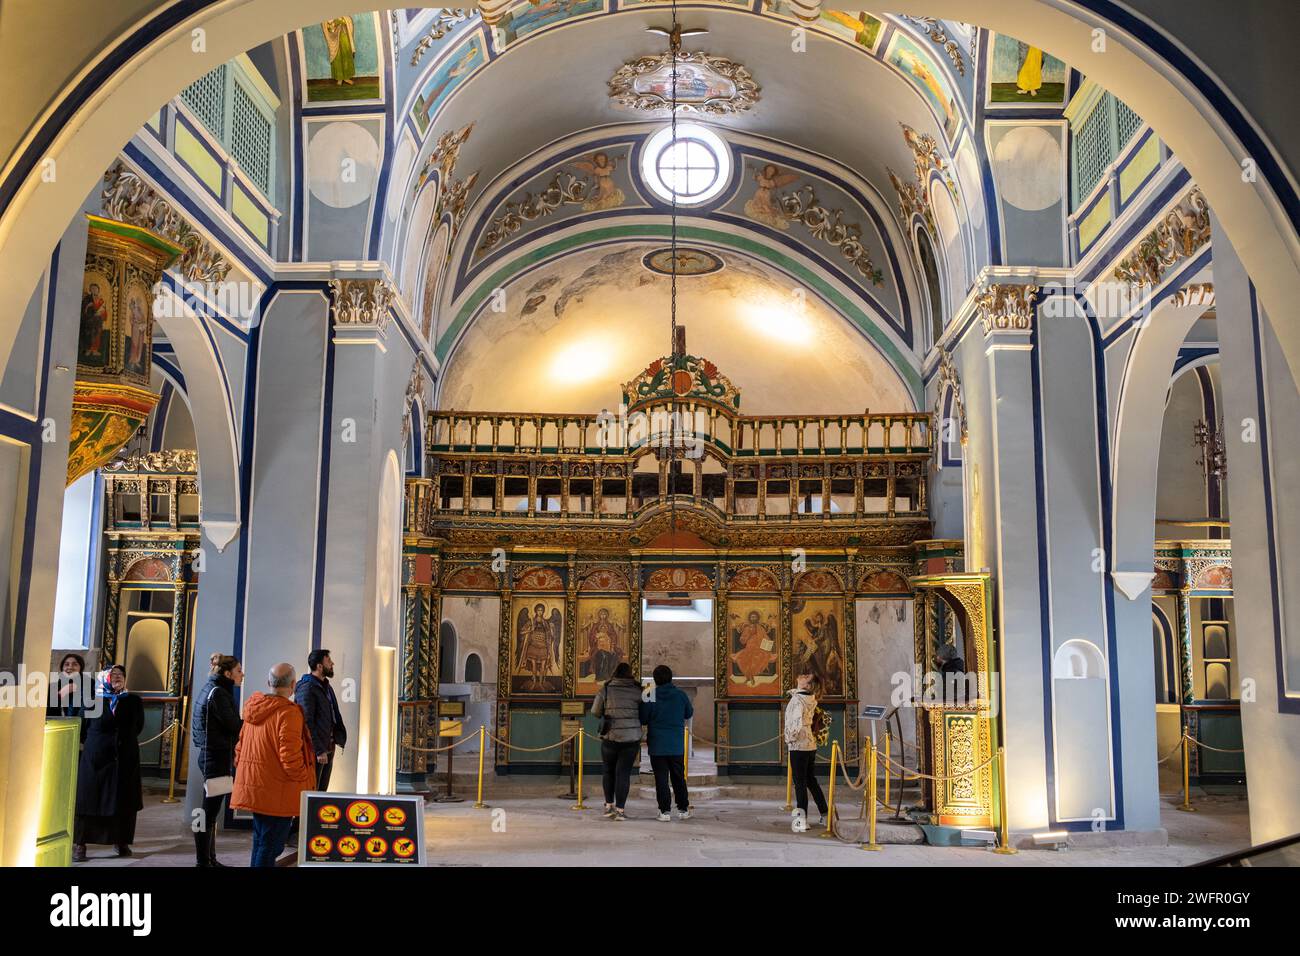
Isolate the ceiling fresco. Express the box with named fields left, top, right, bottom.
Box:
left=435, top=241, right=916, bottom=416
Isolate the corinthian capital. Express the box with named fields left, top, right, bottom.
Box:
left=329, top=278, right=397, bottom=330
left=976, top=283, right=1039, bottom=336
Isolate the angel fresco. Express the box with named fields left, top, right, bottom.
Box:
left=513, top=602, right=563, bottom=693
left=573, top=152, right=625, bottom=212
left=744, top=164, right=799, bottom=230
left=795, top=609, right=843, bottom=696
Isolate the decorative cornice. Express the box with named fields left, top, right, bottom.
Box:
left=976, top=283, right=1039, bottom=335
left=104, top=449, right=198, bottom=474
left=402, top=362, right=427, bottom=446
left=102, top=160, right=231, bottom=283
left=1171, top=281, right=1214, bottom=308
left=477, top=169, right=592, bottom=256
left=901, top=17, right=966, bottom=76
left=888, top=124, right=952, bottom=237
left=329, top=278, right=397, bottom=330
left=1112, top=187, right=1210, bottom=287
left=933, top=351, right=967, bottom=446
left=409, top=10, right=472, bottom=66
left=775, top=184, right=884, bottom=286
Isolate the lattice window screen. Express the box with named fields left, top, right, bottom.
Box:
left=1116, top=100, right=1143, bottom=152
left=230, top=82, right=273, bottom=195
left=1074, top=96, right=1114, bottom=206
left=180, top=65, right=227, bottom=140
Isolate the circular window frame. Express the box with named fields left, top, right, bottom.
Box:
left=640, top=122, right=732, bottom=206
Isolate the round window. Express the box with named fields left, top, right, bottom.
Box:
left=641, top=123, right=731, bottom=206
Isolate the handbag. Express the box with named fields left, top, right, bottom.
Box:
left=201, top=685, right=235, bottom=798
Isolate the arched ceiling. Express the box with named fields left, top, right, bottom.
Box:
left=436, top=241, right=916, bottom=415
left=387, top=7, right=987, bottom=412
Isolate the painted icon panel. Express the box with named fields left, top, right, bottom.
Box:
left=726, top=598, right=780, bottom=696
left=791, top=596, right=846, bottom=697
left=509, top=596, right=564, bottom=695
left=575, top=597, right=630, bottom=694
left=988, top=34, right=1067, bottom=105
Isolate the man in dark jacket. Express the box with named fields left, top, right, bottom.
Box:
left=640, top=665, right=693, bottom=821
left=294, top=649, right=347, bottom=790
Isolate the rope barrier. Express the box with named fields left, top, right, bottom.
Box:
left=490, top=731, right=579, bottom=753
left=401, top=730, right=482, bottom=754
left=1183, top=733, right=1245, bottom=754
left=138, top=719, right=178, bottom=747
left=689, top=731, right=785, bottom=752
left=876, top=748, right=999, bottom=782
left=1155, top=737, right=1185, bottom=765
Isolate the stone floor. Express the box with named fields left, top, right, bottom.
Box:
left=73, top=778, right=1251, bottom=868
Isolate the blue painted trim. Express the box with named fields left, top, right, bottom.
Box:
left=1078, top=168, right=1191, bottom=286
left=1151, top=602, right=1178, bottom=705
left=287, top=37, right=306, bottom=262
left=151, top=353, right=188, bottom=392
left=81, top=471, right=105, bottom=648
left=151, top=382, right=173, bottom=451
left=310, top=290, right=337, bottom=651
left=122, top=142, right=274, bottom=285
left=972, top=30, right=1004, bottom=267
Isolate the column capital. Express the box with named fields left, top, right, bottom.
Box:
left=329, top=277, right=397, bottom=335
left=977, top=282, right=1039, bottom=338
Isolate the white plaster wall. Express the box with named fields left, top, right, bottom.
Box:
left=441, top=595, right=500, bottom=685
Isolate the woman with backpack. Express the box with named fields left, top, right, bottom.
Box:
left=784, top=670, right=829, bottom=828
left=590, top=661, right=644, bottom=821
left=191, top=653, right=243, bottom=866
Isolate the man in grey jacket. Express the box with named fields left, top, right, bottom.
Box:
left=590, top=662, right=644, bottom=821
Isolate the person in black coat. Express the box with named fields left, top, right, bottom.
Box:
left=190, top=653, right=243, bottom=867
left=46, top=653, right=93, bottom=744
left=73, top=664, right=144, bottom=861
left=294, top=649, right=347, bottom=791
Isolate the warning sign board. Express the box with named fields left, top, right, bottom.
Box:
left=298, top=791, right=425, bottom=867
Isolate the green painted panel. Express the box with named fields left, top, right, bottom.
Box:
left=726, top=705, right=782, bottom=764
left=509, top=708, right=562, bottom=763
left=38, top=719, right=80, bottom=868
left=1199, top=713, right=1245, bottom=775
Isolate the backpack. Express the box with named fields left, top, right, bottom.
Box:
left=811, top=705, right=831, bottom=747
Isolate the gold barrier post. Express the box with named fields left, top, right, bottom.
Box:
left=569, top=734, right=586, bottom=811
left=863, top=738, right=882, bottom=851
left=473, top=724, right=488, bottom=809
left=784, top=754, right=793, bottom=811
left=1177, top=734, right=1197, bottom=812
left=883, top=732, right=891, bottom=807
left=993, top=746, right=1018, bottom=854
left=161, top=697, right=186, bottom=804
left=683, top=726, right=689, bottom=778
left=819, top=741, right=839, bottom=839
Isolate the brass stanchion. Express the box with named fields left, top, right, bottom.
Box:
left=993, top=746, right=1018, bottom=854
left=863, top=738, right=882, bottom=851
left=1177, top=734, right=1197, bottom=812
left=784, top=754, right=793, bottom=811
left=473, top=724, right=488, bottom=809
left=818, top=740, right=839, bottom=839
left=161, top=696, right=187, bottom=804
left=569, top=734, right=587, bottom=811
left=883, top=731, right=891, bottom=807
left=683, top=726, right=690, bottom=778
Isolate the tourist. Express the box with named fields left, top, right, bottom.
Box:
left=46, top=653, right=92, bottom=731
left=295, top=648, right=348, bottom=791
left=191, top=653, right=243, bottom=867
left=641, top=664, right=693, bottom=821
left=72, top=664, right=144, bottom=862
left=591, top=661, right=643, bottom=821
left=784, top=671, right=828, bottom=829
left=231, top=663, right=316, bottom=867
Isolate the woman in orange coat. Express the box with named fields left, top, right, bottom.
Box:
left=231, top=662, right=316, bottom=867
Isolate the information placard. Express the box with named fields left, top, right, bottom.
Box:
left=298, top=791, right=426, bottom=867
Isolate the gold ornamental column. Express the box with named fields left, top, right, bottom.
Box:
left=67, top=215, right=181, bottom=485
